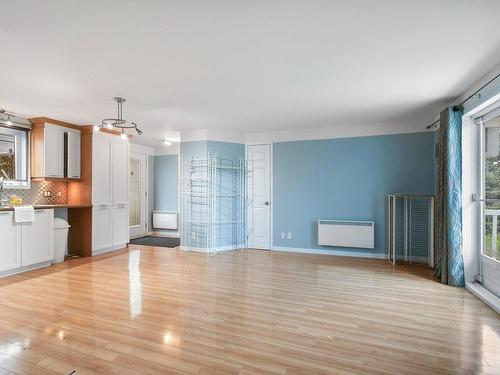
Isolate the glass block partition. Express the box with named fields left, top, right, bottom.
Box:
left=180, top=155, right=250, bottom=253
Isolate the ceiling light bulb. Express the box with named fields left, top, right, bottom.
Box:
left=107, top=123, right=113, bottom=130
left=121, top=132, right=128, bottom=140
left=163, top=140, right=172, bottom=146
left=94, top=125, right=101, bottom=132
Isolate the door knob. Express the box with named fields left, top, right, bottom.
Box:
left=265, top=201, right=270, bottom=205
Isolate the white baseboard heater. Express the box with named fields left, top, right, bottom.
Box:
left=318, top=220, right=374, bottom=249
left=153, top=211, right=178, bottom=230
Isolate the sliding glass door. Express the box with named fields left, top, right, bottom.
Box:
left=479, top=112, right=500, bottom=297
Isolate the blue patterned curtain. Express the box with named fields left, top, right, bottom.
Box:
left=434, top=106, right=465, bottom=286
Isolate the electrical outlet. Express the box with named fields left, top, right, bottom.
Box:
left=287, top=232, right=292, bottom=240
left=57, top=191, right=62, bottom=197
left=280, top=232, right=285, bottom=240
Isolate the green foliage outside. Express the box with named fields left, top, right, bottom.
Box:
left=484, top=153, right=500, bottom=260
left=0, top=154, right=15, bottom=179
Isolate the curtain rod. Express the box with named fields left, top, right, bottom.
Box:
left=426, top=73, right=500, bottom=130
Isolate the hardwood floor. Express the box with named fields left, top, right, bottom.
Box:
left=0, top=246, right=498, bottom=375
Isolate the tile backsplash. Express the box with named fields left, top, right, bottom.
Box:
left=3, top=181, right=68, bottom=205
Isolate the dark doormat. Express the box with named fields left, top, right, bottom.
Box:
left=129, top=236, right=180, bottom=248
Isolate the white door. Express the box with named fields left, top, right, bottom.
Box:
left=0, top=211, right=21, bottom=272
left=22, top=209, right=54, bottom=266
left=44, top=125, right=64, bottom=178
left=479, top=114, right=500, bottom=297
left=129, top=152, right=147, bottom=238
left=247, top=144, right=272, bottom=249
left=67, top=131, right=81, bottom=179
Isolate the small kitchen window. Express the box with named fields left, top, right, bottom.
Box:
left=0, top=125, right=30, bottom=189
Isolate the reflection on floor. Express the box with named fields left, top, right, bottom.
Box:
left=0, top=246, right=498, bottom=374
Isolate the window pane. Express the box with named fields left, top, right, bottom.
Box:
left=129, top=159, right=141, bottom=227
left=484, top=126, right=500, bottom=261
left=0, top=126, right=28, bottom=185
left=0, top=134, right=16, bottom=179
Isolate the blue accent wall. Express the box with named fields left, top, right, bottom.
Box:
left=153, top=155, right=178, bottom=211
left=273, top=132, right=435, bottom=254
left=208, top=141, right=245, bottom=161
left=180, top=141, right=208, bottom=160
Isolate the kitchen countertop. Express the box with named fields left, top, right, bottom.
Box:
left=0, top=204, right=92, bottom=211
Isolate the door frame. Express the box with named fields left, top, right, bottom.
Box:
left=246, top=143, right=273, bottom=250
left=476, top=107, right=500, bottom=296
left=462, top=92, right=500, bottom=312
left=129, top=151, right=148, bottom=239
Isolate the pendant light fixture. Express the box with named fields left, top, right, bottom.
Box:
left=94, top=97, right=143, bottom=137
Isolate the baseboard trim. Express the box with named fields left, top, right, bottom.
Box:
left=180, top=245, right=245, bottom=253
left=271, top=246, right=387, bottom=259
left=153, top=230, right=180, bottom=237
left=92, top=244, right=128, bottom=256
left=0, top=261, right=52, bottom=279
left=466, top=281, right=500, bottom=315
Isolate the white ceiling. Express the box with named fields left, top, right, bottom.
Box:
left=1, top=1, right=500, bottom=147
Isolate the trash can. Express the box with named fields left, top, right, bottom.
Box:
left=53, top=218, right=71, bottom=264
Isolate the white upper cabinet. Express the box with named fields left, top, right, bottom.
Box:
left=31, top=119, right=82, bottom=180
left=44, top=125, right=64, bottom=178
left=92, top=134, right=112, bottom=205
left=67, top=130, right=81, bottom=179
left=112, top=140, right=129, bottom=205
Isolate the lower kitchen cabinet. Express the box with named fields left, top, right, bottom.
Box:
left=0, top=211, right=22, bottom=272
left=21, top=209, right=54, bottom=266
left=0, top=209, right=54, bottom=276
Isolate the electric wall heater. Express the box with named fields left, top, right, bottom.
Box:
left=318, top=220, right=374, bottom=248
left=153, top=211, right=178, bottom=230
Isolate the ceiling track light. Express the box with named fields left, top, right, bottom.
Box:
left=95, top=97, right=143, bottom=137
